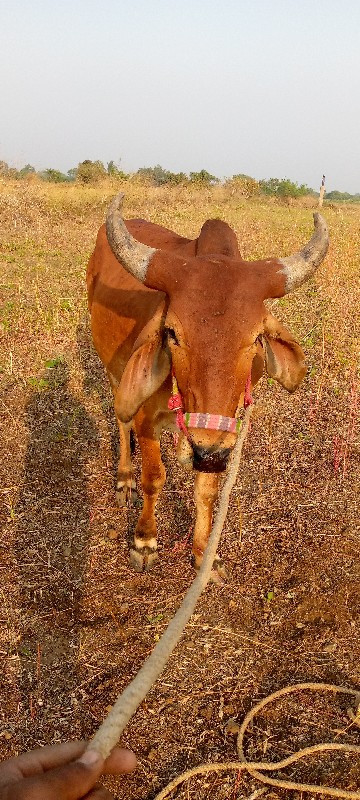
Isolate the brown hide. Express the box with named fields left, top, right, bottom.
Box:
left=87, top=218, right=307, bottom=441
left=196, top=219, right=241, bottom=258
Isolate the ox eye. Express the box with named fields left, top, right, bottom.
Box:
left=164, top=326, right=179, bottom=345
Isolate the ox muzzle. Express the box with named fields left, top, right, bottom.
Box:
left=170, top=370, right=252, bottom=473
left=192, top=443, right=232, bottom=473
left=176, top=434, right=234, bottom=473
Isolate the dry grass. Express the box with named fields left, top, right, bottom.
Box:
left=0, top=179, right=359, bottom=799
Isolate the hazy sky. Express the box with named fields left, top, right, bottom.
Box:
left=1, top=0, right=360, bottom=192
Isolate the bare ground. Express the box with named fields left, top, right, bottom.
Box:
left=0, top=181, right=359, bottom=799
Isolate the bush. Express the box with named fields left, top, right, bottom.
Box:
left=189, top=169, right=219, bottom=185
left=40, top=168, right=69, bottom=183
left=136, top=165, right=187, bottom=186
left=0, top=160, right=10, bottom=176
left=259, top=177, right=312, bottom=199
left=17, top=164, right=36, bottom=180
left=167, top=171, right=188, bottom=185
left=67, top=168, right=77, bottom=182
left=326, top=190, right=360, bottom=203
left=76, top=160, right=107, bottom=184
left=0, top=161, right=19, bottom=179
left=107, top=161, right=129, bottom=180
left=225, top=174, right=260, bottom=198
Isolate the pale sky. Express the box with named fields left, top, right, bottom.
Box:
left=1, top=0, right=360, bottom=192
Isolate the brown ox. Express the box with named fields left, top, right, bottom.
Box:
left=87, top=195, right=329, bottom=581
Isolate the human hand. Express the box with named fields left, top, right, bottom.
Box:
left=0, top=739, right=136, bottom=799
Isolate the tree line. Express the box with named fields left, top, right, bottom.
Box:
left=1, top=159, right=359, bottom=202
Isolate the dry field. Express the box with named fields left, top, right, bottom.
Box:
left=0, top=179, right=359, bottom=799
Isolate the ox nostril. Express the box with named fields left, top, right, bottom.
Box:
left=192, top=445, right=232, bottom=473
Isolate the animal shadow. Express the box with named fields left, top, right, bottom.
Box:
left=76, top=320, right=119, bottom=481
left=14, top=359, right=99, bottom=743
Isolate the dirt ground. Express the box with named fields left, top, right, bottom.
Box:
left=0, top=181, right=359, bottom=799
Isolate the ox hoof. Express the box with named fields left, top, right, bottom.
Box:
left=210, top=558, right=228, bottom=586
left=129, top=545, right=159, bottom=573
left=116, top=479, right=140, bottom=508
left=191, top=554, right=228, bottom=586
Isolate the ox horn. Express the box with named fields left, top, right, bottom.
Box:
left=278, top=213, right=329, bottom=293
left=106, top=193, right=156, bottom=283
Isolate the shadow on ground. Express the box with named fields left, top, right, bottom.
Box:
left=76, top=321, right=119, bottom=480
left=14, top=359, right=99, bottom=742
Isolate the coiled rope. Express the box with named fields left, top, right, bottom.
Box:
left=155, top=682, right=360, bottom=800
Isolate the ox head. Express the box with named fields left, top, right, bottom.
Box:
left=107, top=194, right=329, bottom=472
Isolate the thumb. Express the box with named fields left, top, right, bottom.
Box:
left=58, top=750, right=105, bottom=799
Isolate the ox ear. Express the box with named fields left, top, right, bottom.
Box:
left=261, top=312, right=307, bottom=392
left=115, top=336, right=171, bottom=422
left=114, top=302, right=171, bottom=422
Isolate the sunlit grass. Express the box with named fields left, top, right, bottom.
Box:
left=0, top=178, right=359, bottom=785
left=1, top=178, right=358, bottom=389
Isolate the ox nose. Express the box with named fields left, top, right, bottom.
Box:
left=192, top=444, right=232, bottom=473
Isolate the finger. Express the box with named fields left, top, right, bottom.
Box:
left=3, top=755, right=105, bottom=800
left=84, top=787, right=115, bottom=799
left=0, top=742, right=137, bottom=787
left=100, top=748, right=137, bottom=775
left=34, top=748, right=136, bottom=800
left=0, top=741, right=87, bottom=784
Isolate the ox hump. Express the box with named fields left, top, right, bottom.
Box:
left=196, top=219, right=241, bottom=259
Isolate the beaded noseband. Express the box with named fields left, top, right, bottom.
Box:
left=167, top=371, right=253, bottom=438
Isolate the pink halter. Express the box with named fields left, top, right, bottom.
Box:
left=167, top=371, right=253, bottom=438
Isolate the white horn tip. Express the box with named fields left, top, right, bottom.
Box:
left=278, top=213, right=329, bottom=294
left=108, top=192, right=125, bottom=216
left=313, top=211, right=327, bottom=230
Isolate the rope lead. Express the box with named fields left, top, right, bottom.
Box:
left=88, top=405, right=253, bottom=759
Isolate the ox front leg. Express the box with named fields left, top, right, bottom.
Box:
left=193, top=472, right=227, bottom=585
left=129, top=414, right=166, bottom=573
